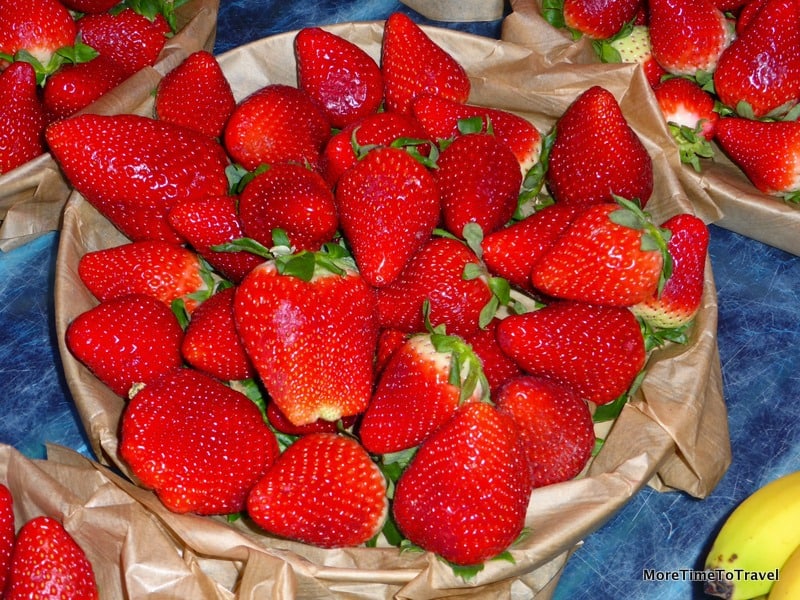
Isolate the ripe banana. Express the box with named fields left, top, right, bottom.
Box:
left=704, top=470, right=800, bottom=600
left=768, top=543, right=800, bottom=600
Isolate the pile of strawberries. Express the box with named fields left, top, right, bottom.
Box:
left=544, top=0, right=800, bottom=202
left=51, top=12, right=710, bottom=570
left=0, top=0, right=180, bottom=175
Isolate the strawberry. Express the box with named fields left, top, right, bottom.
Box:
left=647, top=0, right=733, bottom=77
left=0, top=62, right=47, bottom=175
left=435, top=132, right=522, bottom=238
left=45, top=113, right=231, bottom=244
left=545, top=86, right=654, bottom=208
left=247, top=432, right=387, bottom=548
left=375, top=327, right=411, bottom=375
left=496, top=300, right=646, bottom=405
left=596, top=25, right=668, bottom=89
left=65, top=293, right=184, bottom=397
left=562, top=0, right=642, bottom=40
left=233, top=247, right=379, bottom=426
left=266, top=402, right=357, bottom=436
left=42, top=54, right=128, bottom=120
left=295, top=26, right=384, bottom=129
left=0, top=0, right=77, bottom=66
left=77, top=239, right=210, bottom=314
left=335, top=146, right=440, bottom=287
left=391, top=401, right=531, bottom=566
left=154, top=50, right=237, bottom=139
left=374, top=237, right=494, bottom=339
left=531, top=200, right=670, bottom=307
left=632, top=213, right=709, bottom=329
left=481, top=203, right=584, bottom=291
left=358, top=329, right=489, bottom=455
left=238, top=162, right=339, bottom=252
left=167, top=195, right=264, bottom=284
left=223, top=83, right=331, bottom=172
left=411, top=93, right=543, bottom=174
left=181, top=287, right=255, bottom=382
left=463, top=318, right=523, bottom=396
left=120, top=368, right=280, bottom=515
left=712, top=0, right=800, bottom=118
left=714, top=117, right=800, bottom=201
left=734, top=0, right=768, bottom=36
left=0, top=484, right=13, bottom=594
left=380, top=12, right=470, bottom=114
left=495, top=375, right=595, bottom=488
left=59, top=0, right=119, bottom=13
left=4, top=516, right=98, bottom=599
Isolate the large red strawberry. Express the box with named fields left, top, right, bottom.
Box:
left=392, top=401, right=532, bottom=566
left=234, top=248, right=379, bottom=426
left=495, top=375, right=595, bottom=488
left=46, top=113, right=231, bottom=244
left=295, top=26, right=384, bottom=129
left=154, top=50, right=237, bottom=139
left=496, top=300, right=646, bottom=405
left=562, top=0, right=642, bottom=40
left=223, top=83, right=332, bottom=172
left=545, top=86, right=654, bottom=208
left=120, top=368, right=280, bottom=515
left=531, top=200, right=669, bottom=307
left=0, top=62, right=47, bottom=174
left=42, top=54, right=128, bottom=120
left=4, top=516, right=98, bottom=599
left=335, top=145, right=440, bottom=287
left=247, top=432, right=387, bottom=548
left=0, top=0, right=77, bottom=66
left=358, top=328, right=489, bottom=455
left=712, top=0, right=800, bottom=118
left=0, top=484, right=13, bottom=594
left=381, top=12, right=470, bottom=114
left=65, top=293, right=184, bottom=397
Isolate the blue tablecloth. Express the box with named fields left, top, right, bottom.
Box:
left=1, top=2, right=799, bottom=598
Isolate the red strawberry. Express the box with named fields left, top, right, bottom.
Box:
left=495, top=375, right=595, bottom=487
left=632, top=213, right=709, bottom=329
left=545, top=86, right=654, bottom=208
left=598, top=25, right=668, bottom=89
left=0, top=0, right=77, bottom=65
left=0, top=62, right=47, bottom=175
left=238, top=162, right=339, bottom=252
left=223, top=83, right=331, bottom=172
left=4, top=516, right=97, bottom=600
left=295, top=26, right=384, bottom=129
left=381, top=12, right=470, bottom=114
left=435, top=133, right=522, bottom=238
left=392, top=401, right=531, bottom=566
left=59, top=0, right=119, bottom=13
left=562, top=0, right=642, bottom=40
left=648, top=0, right=733, bottom=76
left=463, top=318, right=523, bottom=395
left=375, top=237, right=494, bottom=339
left=234, top=248, right=379, bottom=426
left=531, top=200, right=669, bottom=307
left=335, top=146, right=440, bottom=287
left=0, top=484, right=13, bottom=594
left=266, top=402, right=357, bottom=436
left=120, top=368, right=280, bottom=515
left=181, top=287, right=255, bottom=382
left=375, top=327, right=411, bottom=375
left=167, top=195, right=264, bottom=284
left=496, top=300, right=646, bottom=405
left=714, top=117, right=800, bottom=201
left=247, top=432, right=387, bottom=548
left=734, top=0, right=768, bottom=36
left=358, top=329, right=489, bottom=455
left=77, top=240, right=210, bottom=314
left=712, top=0, right=800, bottom=118
left=65, top=293, right=184, bottom=397
left=42, top=54, right=128, bottom=120
left=45, top=113, right=231, bottom=244
left=154, top=50, right=237, bottom=139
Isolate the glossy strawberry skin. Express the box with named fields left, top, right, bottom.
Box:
left=463, top=318, right=523, bottom=396
left=653, top=77, right=719, bottom=141
left=392, top=402, right=532, bottom=566
left=562, top=0, right=642, bottom=40
left=120, top=368, right=280, bottom=515
left=247, top=432, right=388, bottom=548
left=0, top=484, right=13, bottom=594
left=496, top=301, right=646, bottom=405
left=59, top=0, right=119, bottom=13
left=42, top=55, right=129, bottom=120
left=4, top=516, right=98, bottom=600
left=295, top=26, right=384, bottom=129
left=0, top=0, right=77, bottom=65
left=65, top=293, right=184, bottom=398
left=0, top=62, right=47, bottom=175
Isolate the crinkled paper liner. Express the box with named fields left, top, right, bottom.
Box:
left=0, top=0, right=220, bottom=253
left=503, top=0, right=800, bottom=256
left=48, top=23, right=730, bottom=599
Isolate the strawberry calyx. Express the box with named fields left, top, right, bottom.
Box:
left=668, top=122, right=715, bottom=172
left=517, top=128, right=556, bottom=219
left=2, top=41, right=99, bottom=86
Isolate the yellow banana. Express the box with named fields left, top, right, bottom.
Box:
left=769, top=543, right=800, bottom=599
left=704, top=470, right=800, bottom=600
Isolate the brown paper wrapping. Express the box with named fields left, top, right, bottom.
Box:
left=48, top=22, right=730, bottom=598
left=0, top=0, right=220, bottom=253
left=502, top=0, right=800, bottom=256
